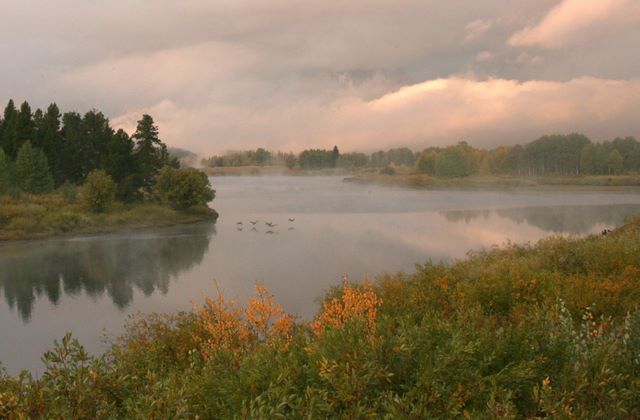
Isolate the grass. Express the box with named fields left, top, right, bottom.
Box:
left=344, top=171, right=640, bottom=190
left=0, top=193, right=218, bottom=241
left=1, top=213, right=640, bottom=417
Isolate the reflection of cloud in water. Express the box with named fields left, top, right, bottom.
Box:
left=442, top=204, right=640, bottom=235
left=0, top=223, right=215, bottom=322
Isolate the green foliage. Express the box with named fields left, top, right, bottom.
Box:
left=0, top=99, right=181, bottom=199
left=435, top=142, right=476, bottom=177
left=58, top=181, right=77, bottom=204
left=155, top=166, right=215, bottom=210
left=132, top=114, right=171, bottom=192
left=0, top=148, right=12, bottom=194
left=298, top=148, right=338, bottom=169
left=3, top=215, right=640, bottom=417
left=80, top=170, right=116, bottom=212
left=337, top=152, right=369, bottom=169
left=15, top=141, right=54, bottom=194
left=415, top=150, right=437, bottom=174
left=0, top=193, right=216, bottom=241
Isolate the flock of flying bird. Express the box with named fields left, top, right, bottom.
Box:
left=235, top=218, right=296, bottom=234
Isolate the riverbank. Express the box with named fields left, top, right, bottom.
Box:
left=344, top=172, right=640, bottom=189
left=1, top=212, right=639, bottom=417
left=0, top=194, right=218, bottom=241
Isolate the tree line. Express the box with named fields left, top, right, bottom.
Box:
left=0, top=99, right=213, bottom=211
left=201, top=134, right=640, bottom=177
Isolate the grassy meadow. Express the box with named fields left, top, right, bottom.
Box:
left=1, top=213, right=639, bottom=418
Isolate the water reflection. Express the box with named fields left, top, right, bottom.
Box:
left=0, top=222, right=215, bottom=322
left=442, top=204, right=640, bottom=235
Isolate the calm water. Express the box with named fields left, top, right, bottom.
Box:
left=2, top=176, right=640, bottom=374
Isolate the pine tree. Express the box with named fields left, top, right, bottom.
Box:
left=331, top=145, right=340, bottom=168
left=40, top=104, right=63, bottom=185
left=1, top=100, right=19, bottom=158
left=15, top=141, right=54, bottom=194
left=60, top=111, right=84, bottom=183
left=132, top=114, right=169, bottom=191
left=16, top=101, right=35, bottom=151
left=103, top=129, right=139, bottom=201
left=0, top=148, right=12, bottom=194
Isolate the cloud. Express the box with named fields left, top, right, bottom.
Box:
left=509, top=0, right=640, bottom=48
left=2, top=0, right=640, bottom=155
left=464, top=19, right=493, bottom=42
left=111, top=76, right=640, bottom=154
left=474, top=51, right=494, bottom=62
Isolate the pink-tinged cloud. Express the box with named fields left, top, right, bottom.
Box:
left=509, top=0, right=640, bottom=48
left=112, top=76, right=640, bottom=154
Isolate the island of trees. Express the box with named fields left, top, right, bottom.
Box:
left=0, top=99, right=216, bottom=240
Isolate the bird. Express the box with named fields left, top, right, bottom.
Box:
left=266, top=230, right=276, bottom=234
left=236, top=227, right=243, bottom=232
left=288, top=227, right=295, bottom=231
left=236, top=221, right=243, bottom=226
left=288, top=218, right=295, bottom=222
left=251, top=227, right=258, bottom=232
left=265, top=222, right=277, bottom=227
left=250, top=220, right=258, bottom=225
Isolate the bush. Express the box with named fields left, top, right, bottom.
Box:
left=80, top=170, right=117, bottom=212
left=154, top=166, right=215, bottom=210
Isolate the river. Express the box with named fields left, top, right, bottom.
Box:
left=1, top=176, right=640, bottom=374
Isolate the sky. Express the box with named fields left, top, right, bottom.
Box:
left=1, top=0, right=640, bottom=154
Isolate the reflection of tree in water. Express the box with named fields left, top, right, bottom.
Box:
left=0, top=222, right=215, bottom=321
left=443, top=204, right=640, bottom=234
left=496, top=205, right=640, bottom=234
left=441, top=204, right=640, bottom=234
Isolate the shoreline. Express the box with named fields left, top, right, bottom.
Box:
left=343, top=173, right=640, bottom=190
left=0, top=199, right=218, bottom=243
left=202, top=165, right=353, bottom=176
left=0, top=215, right=217, bottom=245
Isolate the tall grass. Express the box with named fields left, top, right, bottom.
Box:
left=0, top=192, right=217, bottom=241
left=1, top=217, right=640, bottom=418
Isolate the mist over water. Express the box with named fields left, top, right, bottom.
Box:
left=2, top=176, right=640, bottom=374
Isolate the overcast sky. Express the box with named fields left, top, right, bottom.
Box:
left=2, top=0, right=640, bottom=154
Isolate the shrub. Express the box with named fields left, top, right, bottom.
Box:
left=80, top=170, right=117, bottom=212
left=154, top=166, right=215, bottom=210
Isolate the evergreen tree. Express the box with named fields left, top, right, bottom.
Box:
left=60, top=112, right=84, bottom=183
left=0, top=148, right=12, bottom=194
left=103, top=129, right=139, bottom=201
left=331, top=145, right=340, bottom=168
left=40, top=104, right=63, bottom=185
left=16, top=101, right=35, bottom=151
left=1, top=100, right=19, bottom=158
left=132, top=114, right=169, bottom=191
left=15, top=141, right=54, bottom=194
left=80, top=110, right=113, bottom=177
